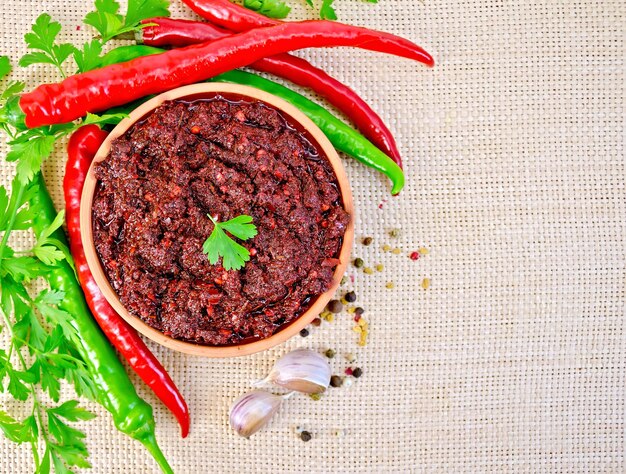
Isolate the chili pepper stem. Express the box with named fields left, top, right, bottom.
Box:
left=139, top=434, right=174, bottom=474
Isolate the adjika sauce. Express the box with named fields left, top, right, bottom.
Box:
left=92, top=96, right=350, bottom=345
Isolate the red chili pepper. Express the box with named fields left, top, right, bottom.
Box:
left=20, top=21, right=433, bottom=128
left=181, top=0, right=284, bottom=31
left=140, top=17, right=403, bottom=167
left=64, top=125, right=190, bottom=438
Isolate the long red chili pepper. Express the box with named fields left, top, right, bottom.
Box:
left=140, top=17, right=403, bottom=168
left=64, top=125, right=190, bottom=438
left=20, top=21, right=433, bottom=128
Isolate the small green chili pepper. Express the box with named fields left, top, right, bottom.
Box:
left=99, top=45, right=165, bottom=68
left=29, top=173, right=173, bottom=474
left=210, top=70, right=405, bottom=195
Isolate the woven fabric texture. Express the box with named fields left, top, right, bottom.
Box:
left=0, top=0, right=624, bottom=472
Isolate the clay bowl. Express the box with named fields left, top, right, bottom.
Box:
left=81, top=83, right=354, bottom=357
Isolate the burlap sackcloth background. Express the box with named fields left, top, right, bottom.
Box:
left=0, top=0, right=624, bottom=472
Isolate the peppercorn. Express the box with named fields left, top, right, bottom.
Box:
left=300, top=431, right=312, bottom=442
left=325, top=349, right=336, bottom=359
left=409, top=251, right=420, bottom=261
left=327, top=300, right=343, bottom=313
left=344, top=367, right=353, bottom=376
left=330, top=375, right=344, bottom=387
left=311, top=318, right=322, bottom=327
left=362, top=237, right=373, bottom=246
left=354, top=307, right=365, bottom=316
left=352, top=368, right=363, bottom=378
left=300, top=328, right=310, bottom=337
left=353, top=257, right=364, bottom=268
left=345, top=291, right=357, bottom=303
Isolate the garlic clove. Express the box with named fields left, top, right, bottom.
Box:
left=266, top=348, right=331, bottom=394
left=229, top=390, right=283, bottom=438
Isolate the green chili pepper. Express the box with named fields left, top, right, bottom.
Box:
left=99, top=45, right=165, bottom=68
left=210, top=70, right=405, bottom=195
left=28, top=173, right=173, bottom=474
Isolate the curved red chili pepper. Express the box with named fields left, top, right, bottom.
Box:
left=64, top=125, right=190, bottom=438
left=140, top=18, right=403, bottom=168
left=181, top=0, right=284, bottom=31
left=20, top=21, right=434, bottom=128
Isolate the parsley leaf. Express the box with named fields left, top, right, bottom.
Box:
left=0, top=411, right=34, bottom=443
left=124, top=0, right=171, bottom=29
left=320, top=0, right=338, bottom=20
left=0, top=56, right=11, bottom=80
left=82, top=111, right=128, bottom=127
left=85, top=0, right=171, bottom=42
left=203, top=214, right=257, bottom=271
left=84, top=0, right=125, bottom=42
left=6, top=134, right=56, bottom=184
left=72, top=39, right=104, bottom=73
left=243, top=0, right=291, bottom=19
left=19, top=14, right=73, bottom=77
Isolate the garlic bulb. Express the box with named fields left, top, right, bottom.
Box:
left=229, top=390, right=283, bottom=438
left=261, top=348, right=331, bottom=394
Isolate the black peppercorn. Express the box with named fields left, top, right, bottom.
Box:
left=330, top=375, right=344, bottom=387
left=311, top=318, right=322, bottom=327
left=352, top=367, right=363, bottom=378
left=354, top=307, right=365, bottom=316
left=327, top=299, right=343, bottom=314
left=300, top=328, right=309, bottom=337
left=300, top=431, right=312, bottom=442
left=344, top=291, right=357, bottom=303
left=325, top=349, right=336, bottom=359
left=362, top=237, right=373, bottom=246
left=353, top=258, right=364, bottom=268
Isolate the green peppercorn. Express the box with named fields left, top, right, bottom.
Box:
left=352, top=367, right=363, bottom=378
left=353, top=257, right=364, bottom=268
left=325, top=349, right=336, bottom=359
left=300, top=328, right=310, bottom=337
left=389, top=228, right=400, bottom=238
left=344, top=291, right=357, bottom=303
left=330, top=375, right=344, bottom=387
left=362, top=237, right=373, bottom=246
left=327, top=299, right=343, bottom=314
left=354, top=307, right=365, bottom=316
left=300, top=431, right=312, bottom=442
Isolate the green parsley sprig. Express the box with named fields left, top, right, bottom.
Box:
left=0, top=0, right=172, bottom=470
left=203, top=214, right=258, bottom=271
left=0, top=178, right=98, bottom=473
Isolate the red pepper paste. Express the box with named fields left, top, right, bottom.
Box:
left=92, top=97, right=350, bottom=345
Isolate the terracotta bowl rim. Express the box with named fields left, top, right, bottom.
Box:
left=80, top=83, right=355, bottom=357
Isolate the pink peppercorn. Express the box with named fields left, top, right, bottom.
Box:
left=410, top=251, right=420, bottom=261
left=345, top=367, right=353, bottom=376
